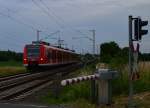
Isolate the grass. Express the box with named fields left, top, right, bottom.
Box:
left=70, top=99, right=95, bottom=108
left=0, top=60, right=26, bottom=77
left=41, top=82, right=91, bottom=104
left=112, top=91, right=150, bottom=108
left=112, top=61, right=150, bottom=95
left=40, top=64, right=95, bottom=104
left=0, top=66, right=26, bottom=77
left=40, top=62, right=150, bottom=108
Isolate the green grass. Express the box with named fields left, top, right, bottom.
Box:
left=40, top=62, right=150, bottom=107
left=40, top=64, right=95, bottom=104
left=0, top=67, right=26, bottom=77
left=41, top=82, right=91, bottom=104
left=43, top=81, right=91, bottom=104
left=112, top=65, right=150, bottom=95
left=0, top=60, right=26, bottom=77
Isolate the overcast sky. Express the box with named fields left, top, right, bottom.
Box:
left=0, top=0, right=150, bottom=53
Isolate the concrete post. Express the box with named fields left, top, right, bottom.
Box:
left=96, top=69, right=118, bottom=105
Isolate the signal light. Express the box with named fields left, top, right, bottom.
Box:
left=134, top=18, right=148, bottom=40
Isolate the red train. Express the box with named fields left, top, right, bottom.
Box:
left=23, top=41, right=79, bottom=70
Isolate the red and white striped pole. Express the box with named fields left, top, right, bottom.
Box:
left=61, top=74, right=99, bottom=86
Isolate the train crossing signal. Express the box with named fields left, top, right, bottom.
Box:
left=129, top=15, right=149, bottom=108
left=134, top=18, right=148, bottom=40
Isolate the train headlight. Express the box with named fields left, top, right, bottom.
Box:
left=24, top=58, right=27, bottom=61
left=40, top=58, right=43, bottom=61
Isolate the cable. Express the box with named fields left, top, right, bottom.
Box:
left=32, top=0, right=64, bottom=29
left=0, top=1, right=92, bottom=52
left=0, top=35, right=22, bottom=48
left=0, top=9, right=56, bottom=42
left=0, top=11, right=36, bottom=31
left=35, top=0, right=89, bottom=38
left=40, top=30, right=60, bottom=41
left=0, top=31, right=28, bottom=44
left=39, top=0, right=65, bottom=24
left=4, top=7, right=46, bottom=30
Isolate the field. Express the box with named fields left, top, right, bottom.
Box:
left=0, top=61, right=26, bottom=77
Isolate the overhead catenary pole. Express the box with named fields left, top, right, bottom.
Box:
left=58, top=38, right=64, bottom=48
left=89, top=29, right=96, bottom=103
left=37, top=30, right=41, bottom=41
left=98, top=44, right=100, bottom=55
left=89, top=30, right=96, bottom=55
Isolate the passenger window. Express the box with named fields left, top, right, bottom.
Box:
left=48, top=52, right=51, bottom=59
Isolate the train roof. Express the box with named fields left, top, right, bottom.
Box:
left=26, top=41, right=76, bottom=54
left=48, top=46, right=76, bottom=54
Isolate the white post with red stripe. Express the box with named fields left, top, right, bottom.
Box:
left=61, top=74, right=99, bottom=86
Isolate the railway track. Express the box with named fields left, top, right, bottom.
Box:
left=0, top=73, right=31, bottom=82
left=0, top=63, right=81, bottom=101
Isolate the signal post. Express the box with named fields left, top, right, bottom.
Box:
left=128, top=15, right=148, bottom=108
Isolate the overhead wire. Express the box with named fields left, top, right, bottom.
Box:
left=0, top=6, right=58, bottom=42
left=2, top=6, right=47, bottom=31
left=0, top=1, right=92, bottom=52
left=40, top=30, right=60, bottom=41
left=0, top=11, right=36, bottom=48
left=0, top=31, right=28, bottom=44
left=37, top=0, right=90, bottom=38
left=0, top=11, right=36, bottom=31
left=39, top=0, right=65, bottom=24
left=0, top=10, right=30, bottom=48
left=0, top=34, right=23, bottom=49
left=0, top=30, right=26, bottom=49
left=0, top=10, right=61, bottom=52
left=37, top=0, right=93, bottom=52
left=32, top=0, right=64, bottom=29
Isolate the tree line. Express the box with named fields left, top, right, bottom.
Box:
left=0, top=50, right=22, bottom=61
left=0, top=42, right=150, bottom=63
left=100, top=41, right=150, bottom=68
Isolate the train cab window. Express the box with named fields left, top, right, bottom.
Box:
left=27, top=46, right=40, bottom=57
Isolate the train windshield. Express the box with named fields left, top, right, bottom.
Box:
left=27, top=46, right=40, bottom=57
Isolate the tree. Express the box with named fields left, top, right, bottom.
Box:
left=100, top=41, right=121, bottom=63
left=100, top=41, right=129, bottom=70
left=0, top=50, right=22, bottom=61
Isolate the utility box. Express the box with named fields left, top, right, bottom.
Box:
left=96, top=69, right=118, bottom=105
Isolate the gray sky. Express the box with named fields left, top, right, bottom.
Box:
left=0, top=0, right=150, bottom=53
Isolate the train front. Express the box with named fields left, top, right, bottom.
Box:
left=23, top=42, right=45, bottom=70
